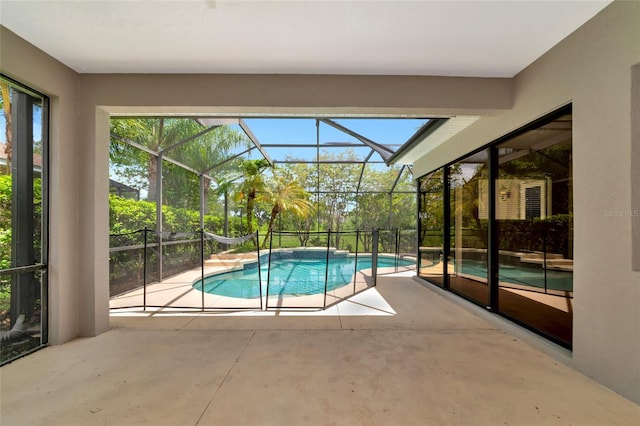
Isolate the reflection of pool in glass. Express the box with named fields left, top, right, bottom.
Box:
left=195, top=256, right=414, bottom=299
left=454, top=259, right=573, bottom=292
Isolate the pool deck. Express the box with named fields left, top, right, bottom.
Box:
left=2, top=272, right=639, bottom=425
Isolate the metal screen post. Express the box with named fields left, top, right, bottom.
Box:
left=156, top=155, right=163, bottom=282
left=323, top=229, right=331, bottom=309
left=256, top=230, right=263, bottom=310
left=543, top=225, right=548, bottom=294
left=266, top=230, right=274, bottom=310
left=353, top=229, right=360, bottom=294
left=372, top=229, right=379, bottom=286
left=200, top=228, right=205, bottom=311
left=143, top=227, right=148, bottom=311
left=395, top=228, right=400, bottom=272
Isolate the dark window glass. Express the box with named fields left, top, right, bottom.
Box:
left=0, top=77, right=49, bottom=363
left=448, top=150, right=490, bottom=305
left=496, top=113, right=573, bottom=347
left=417, top=169, right=445, bottom=286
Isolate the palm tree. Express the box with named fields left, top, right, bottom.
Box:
left=110, top=118, right=197, bottom=203
left=174, top=126, right=250, bottom=214
left=234, top=159, right=271, bottom=235
left=212, top=175, right=238, bottom=237
left=261, top=173, right=313, bottom=248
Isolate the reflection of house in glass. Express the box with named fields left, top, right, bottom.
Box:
left=478, top=179, right=550, bottom=220
left=0, top=142, right=42, bottom=175
left=417, top=108, right=574, bottom=348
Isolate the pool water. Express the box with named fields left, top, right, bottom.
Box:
left=195, top=255, right=414, bottom=299
left=456, top=259, right=573, bottom=292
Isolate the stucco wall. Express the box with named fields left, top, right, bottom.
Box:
left=0, top=27, right=81, bottom=345
left=79, top=72, right=513, bottom=115
left=414, top=1, right=640, bottom=404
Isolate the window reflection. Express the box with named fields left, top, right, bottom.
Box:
left=417, top=169, right=445, bottom=286
left=0, top=78, right=48, bottom=363
left=449, top=151, right=489, bottom=305
left=416, top=107, right=573, bottom=348
left=496, top=113, right=573, bottom=346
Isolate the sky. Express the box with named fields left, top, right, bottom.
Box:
left=0, top=105, right=43, bottom=144
left=243, top=118, right=426, bottom=146
left=236, top=117, right=427, bottom=163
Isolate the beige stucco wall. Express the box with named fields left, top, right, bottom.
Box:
left=79, top=72, right=513, bottom=116
left=0, top=0, right=638, bottom=404
left=414, top=1, right=640, bottom=403
left=0, top=27, right=81, bottom=345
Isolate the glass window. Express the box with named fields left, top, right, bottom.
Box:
left=496, top=112, right=573, bottom=346
left=416, top=107, right=573, bottom=348
left=417, top=169, right=445, bottom=287
left=449, top=150, right=490, bottom=305
left=0, top=77, right=49, bottom=363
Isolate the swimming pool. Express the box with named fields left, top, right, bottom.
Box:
left=194, top=255, right=414, bottom=299
left=457, top=259, right=573, bottom=292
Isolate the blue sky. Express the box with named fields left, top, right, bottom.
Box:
left=0, top=105, right=43, bottom=143
left=241, top=117, right=427, bottom=163
left=243, top=118, right=426, bottom=146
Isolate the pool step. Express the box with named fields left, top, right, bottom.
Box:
left=205, top=252, right=257, bottom=268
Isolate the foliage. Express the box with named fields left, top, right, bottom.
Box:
left=110, top=118, right=250, bottom=210
left=498, top=214, right=573, bottom=258
left=108, top=193, right=245, bottom=295
left=317, top=151, right=360, bottom=247
left=0, top=174, right=43, bottom=334
left=109, top=193, right=233, bottom=234
left=232, top=159, right=271, bottom=237
left=0, top=175, right=11, bottom=270
left=260, top=169, right=313, bottom=248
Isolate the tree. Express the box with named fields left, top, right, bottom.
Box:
left=260, top=171, right=312, bottom=248
left=110, top=119, right=250, bottom=213
left=353, top=192, right=387, bottom=251
left=211, top=176, right=237, bottom=236
left=316, top=150, right=360, bottom=247
left=281, top=161, right=318, bottom=244
left=171, top=126, right=250, bottom=213
left=233, top=159, right=271, bottom=235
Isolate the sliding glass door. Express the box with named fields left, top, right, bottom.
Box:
left=495, top=112, right=573, bottom=346
left=416, top=106, right=573, bottom=348
left=417, top=169, right=445, bottom=287
left=448, top=150, right=490, bottom=306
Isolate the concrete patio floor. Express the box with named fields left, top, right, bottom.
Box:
left=2, top=275, right=639, bottom=426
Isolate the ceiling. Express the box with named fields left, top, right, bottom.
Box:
left=0, top=0, right=611, bottom=77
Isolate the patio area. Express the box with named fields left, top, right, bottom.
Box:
left=2, top=274, right=638, bottom=426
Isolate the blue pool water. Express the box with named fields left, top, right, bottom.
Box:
left=457, top=259, right=573, bottom=292
left=194, top=255, right=414, bottom=299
